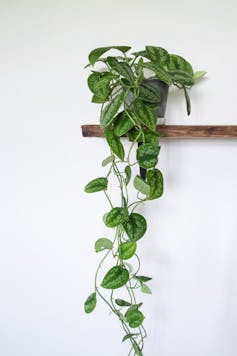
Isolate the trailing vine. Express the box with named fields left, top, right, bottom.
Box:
left=83, top=46, right=205, bottom=355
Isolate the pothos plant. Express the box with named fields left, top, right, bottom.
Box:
left=83, top=45, right=205, bottom=355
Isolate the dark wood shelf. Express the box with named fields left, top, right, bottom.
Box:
left=81, top=125, right=237, bottom=138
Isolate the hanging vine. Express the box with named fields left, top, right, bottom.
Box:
left=83, top=45, right=205, bottom=356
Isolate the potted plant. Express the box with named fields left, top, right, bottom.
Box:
left=83, top=45, right=205, bottom=356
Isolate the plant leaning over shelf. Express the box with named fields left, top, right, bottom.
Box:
left=83, top=46, right=206, bottom=356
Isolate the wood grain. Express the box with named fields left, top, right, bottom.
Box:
left=81, top=125, right=237, bottom=138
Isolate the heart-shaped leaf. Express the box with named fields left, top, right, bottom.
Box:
left=84, top=177, right=108, bottom=193
left=167, top=54, right=193, bottom=76
left=125, top=308, right=145, bottom=328
left=144, top=131, right=159, bottom=145
left=123, top=213, right=147, bottom=242
left=101, top=266, right=129, bottom=289
left=104, top=207, right=128, bottom=227
left=146, top=169, right=163, bottom=199
left=145, top=46, right=170, bottom=65
left=118, top=241, right=137, bottom=260
left=136, top=143, right=160, bottom=169
left=88, top=72, right=115, bottom=99
left=87, top=72, right=101, bottom=93
left=94, top=238, right=113, bottom=252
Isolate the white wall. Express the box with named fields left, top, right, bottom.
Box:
left=0, top=0, right=237, bottom=355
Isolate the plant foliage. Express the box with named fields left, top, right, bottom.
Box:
left=84, top=45, right=205, bottom=355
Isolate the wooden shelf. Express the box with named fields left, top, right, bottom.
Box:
left=81, top=125, right=237, bottom=138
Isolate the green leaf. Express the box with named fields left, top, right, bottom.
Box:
left=134, top=175, right=150, bottom=196
left=92, top=94, right=108, bottom=104
left=142, top=62, right=172, bottom=86
left=125, top=308, right=145, bottom=328
left=133, top=98, right=157, bottom=131
left=95, top=238, right=113, bottom=252
left=102, top=155, right=114, bottom=167
left=144, top=131, right=159, bottom=145
left=88, top=72, right=114, bottom=98
left=132, top=50, right=149, bottom=58
left=193, top=70, right=207, bottom=81
left=124, top=165, right=132, bottom=185
left=115, top=299, right=132, bottom=307
left=139, top=82, right=161, bottom=103
left=100, top=92, right=124, bottom=128
left=183, top=86, right=191, bottom=115
left=127, top=128, right=142, bottom=142
left=167, top=54, right=193, bottom=76
left=118, top=241, right=137, bottom=260
left=124, top=262, right=133, bottom=273
left=133, top=341, right=143, bottom=356
left=101, top=266, right=129, bottom=289
left=122, top=333, right=139, bottom=342
left=105, top=129, right=125, bottom=160
left=147, top=168, right=163, bottom=199
left=134, top=275, right=152, bottom=282
left=84, top=177, right=108, bottom=193
left=88, top=46, right=131, bottom=65
left=107, top=57, right=135, bottom=84
left=154, top=66, right=172, bottom=86
left=84, top=292, right=97, bottom=313
left=114, top=111, right=134, bottom=136
left=169, top=70, right=194, bottom=86
left=145, top=46, right=170, bottom=65
left=136, top=143, right=160, bottom=169
left=92, top=77, right=112, bottom=99
left=136, top=58, right=145, bottom=86
left=120, top=78, right=131, bottom=88
left=104, top=207, right=128, bottom=227
left=123, top=213, right=147, bottom=242
left=141, top=283, right=152, bottom=294
left=88, top=72, right=101, bottom=92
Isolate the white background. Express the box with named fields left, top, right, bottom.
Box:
left=0, top=0, right=237, bottom=355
